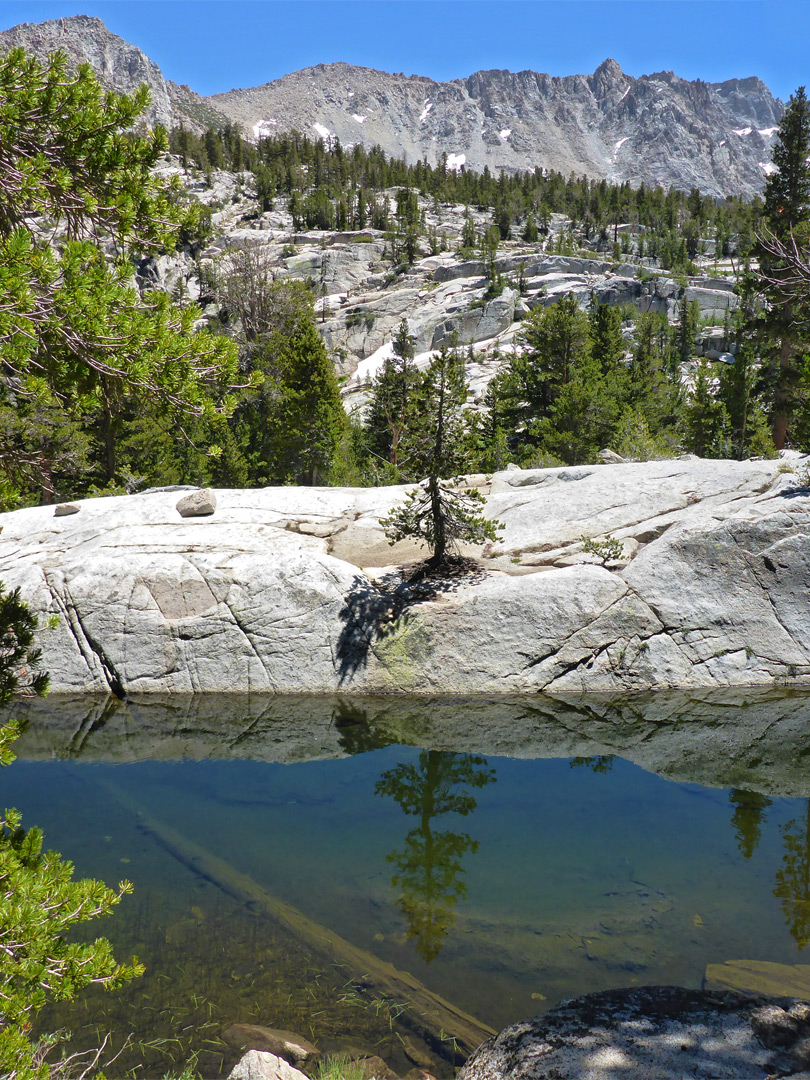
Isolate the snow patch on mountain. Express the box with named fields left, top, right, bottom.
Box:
left=313, top=122, right=331, bottom=140
left=253, top=119, right=278, bottom=138
left=732, top=127, right=753, bottom=136
left=446, top=152, right=466, bottom=171
left=420, top=101, right=433, bottom=123
left=499, top=128, right=512, bottom=140
left=352, top=114, right=367, bottom=124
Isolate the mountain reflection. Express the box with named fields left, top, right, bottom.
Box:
left=375, top=750, right=495, bottom=963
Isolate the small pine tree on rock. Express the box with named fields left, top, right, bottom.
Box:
left=380, top=344, right=501, bottom=569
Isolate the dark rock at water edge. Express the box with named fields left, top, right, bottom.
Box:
left=458, top=986, right=810, bottom=1080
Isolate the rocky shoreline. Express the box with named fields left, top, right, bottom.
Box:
left=216, top=986, right=810, bottom=1080
left=3, top=456, right=810, bottom=697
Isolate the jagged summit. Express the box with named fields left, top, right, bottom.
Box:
left=0, top=13, right=785, bottom=197
left=0, top=13, right=228, bottom=132
left=592, top=57, right=627, bottom=81
left=208, top=57, right=782, bottom=198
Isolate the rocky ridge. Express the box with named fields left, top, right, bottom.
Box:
left=207, top=58, right=782, bottom=199
left=4, top=456, right=810, bottom=697
left=0, top=15, right=784, bottom=197
left=0, top=14, right=227, bottom=131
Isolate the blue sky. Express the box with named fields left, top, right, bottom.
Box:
left=0, top=1, right=806, bottom=103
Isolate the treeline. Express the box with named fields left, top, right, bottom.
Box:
left=4, top=50, right=810, bottom=512
left=355, top=300, right=775, bottom=488
left=169, top=124, right=761, bottom=272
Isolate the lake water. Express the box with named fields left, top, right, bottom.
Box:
left=5, top=690, right=810, bottom=1076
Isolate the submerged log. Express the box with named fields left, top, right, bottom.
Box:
left=705, top=959, right=810, bottom=999
left=102, top=779, right=495, bottom=1064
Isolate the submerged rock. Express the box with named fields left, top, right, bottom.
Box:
left=224, top=1025, right=320, bottom=1068
left=458, top=986, right=810, bottom=1080
left=228, top=1050, right=309, bottom=1080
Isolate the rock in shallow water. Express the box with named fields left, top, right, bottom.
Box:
left=228, top=1050, right=309, bottom=1080
left=223, top=1025, right=320, bottom=1068
left=458, top=986, right=810, bottom=1080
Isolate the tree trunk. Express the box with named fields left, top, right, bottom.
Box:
left=773, top=332, right=793, bottom=450
left=103, top=403, right=117, bottom=482
left=428, top=475, right=446, bottom=565
left=38, top=434, right=55, bottom=504
left=428, top=367, right=447, bottom=566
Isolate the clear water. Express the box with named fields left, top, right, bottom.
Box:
left=5, top=692, right=810, bottom=1076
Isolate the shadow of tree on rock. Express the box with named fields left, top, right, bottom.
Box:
left=335, top=556, right=487, bottom=685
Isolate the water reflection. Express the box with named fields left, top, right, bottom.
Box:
left=729, top=788, right=772, bottom=860
left=375, top=750, right=495, bottom=962
left=775, top=800, right=810, bottom=948
left=570, top=755, right=614, bottom=774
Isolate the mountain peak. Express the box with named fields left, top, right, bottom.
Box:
left=594, top=57, right=626, bottom=80
left=0, top=14, right=785, bottom=197
left=0, top=14, right=229, bottom=133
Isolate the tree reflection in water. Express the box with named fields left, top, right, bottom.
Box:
left=376, top=750, right=495, bottom=963
left=729, top=788, right=772, bottom=861
left=775, top=800, right=810, bottom=949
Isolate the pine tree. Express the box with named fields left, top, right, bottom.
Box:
left=729, top=788, right=772, bottom=860
left=628, top=311, right=677, bottom=424
left=589, top=302, right=625, bottom=372
left=680, top=361, right=731, bottom=457
left=492, top=294, right=591, bottom=458
left=235, top=283, right=347, bottom=485
left=675, top=296, right=701, bottom=366
left=522, top=214, right=539, bottom=243
left=756, top=86, right=810, bottom=448
left=364, top=320, right=419, bottom=475
left=381, top=345, right=500, bottom=568
left=717, top=347, right=775, bottom=459
left=764, top=87, right=810, bottom=236
left=375, top=751, right=495, bottom=963
left=0, top=48, right=239, bottom=499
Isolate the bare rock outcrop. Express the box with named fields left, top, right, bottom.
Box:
left=2, top=457, right=809, bottom=697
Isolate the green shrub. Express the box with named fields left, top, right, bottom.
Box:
left=580, top=534, right=624, bottom=564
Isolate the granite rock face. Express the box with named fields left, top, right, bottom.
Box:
left=457, top=987, right=810, bottom=1080
left=2, top=457, right=809, bottom=696
left=208, top=59, right=783, bottom=199
left=0, top=14, right=228, bottom=132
